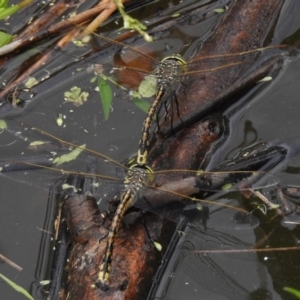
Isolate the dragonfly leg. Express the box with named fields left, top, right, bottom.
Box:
left=172, top=90, right=184, bottom=129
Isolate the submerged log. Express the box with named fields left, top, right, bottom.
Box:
left=60, top=194, right=165, bottom=300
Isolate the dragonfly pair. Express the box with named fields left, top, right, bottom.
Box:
left=0, top=24, right=291, bottom=291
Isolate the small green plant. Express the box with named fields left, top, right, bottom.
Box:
left=0, top=0, right=34, bottom=46
left=284, top=287, right=300, bottom=299
left=113, top=0, right=152, bottom=42
left=0, top=0, right=33, bottom=20
left=0, top=272, right=34, bottom=300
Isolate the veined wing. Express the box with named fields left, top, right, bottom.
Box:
left=0, top=18, right=291, bottom=104
left=0, top=119, right=128, bottom=201
left=0, top=120, right=279, bottom=222
left=49, top=30, right=290, bottom=95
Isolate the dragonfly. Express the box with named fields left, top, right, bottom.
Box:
left=0, top=120, right=280, bottom=289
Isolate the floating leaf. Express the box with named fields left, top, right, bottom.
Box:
left=0, top=6, right=18, bottom=19
left=64, top=86, right=89, bottom=106
left=53, top=144, right=86, bottom=166
left=138, top=75, right=157, bottom=98
left=222, top=183, right=233, bottom=190
left=196, top=169, right=204, bottom=175
left=98, top=77, right=112, bottom=120
left=62, top=183, right=79, bottom=192
left=0, top=0, right=8, bottom=9
left=132, top=95, right=151, bottom=114
left=284, top=287, right=300, bottom=299
left=0, top=273, right=34, bottom=300
left=0, top=31, right=12, bottom=46
left=72, top=39, right=85, bottom=47
left=195, top=204, right=203, bottom=211
left=39, top=280, right=51, bottom=286
left=24, top=77, right=39, bottom=88
left=29, top=141, right=46, bottom=146
left=153, top=241, right=162, bottom=251
left=90, top=76, right=97, bottom=83
left=214, top=8, right=225, bottom=13
left=0, top=119, right=7, bottom=129
left=56, top=118, right=63, bottom=126
left=257, top=76, right=273, bottom=82
left=56, top=116, right=63, bottom=126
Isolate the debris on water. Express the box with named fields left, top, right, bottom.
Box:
left=53, top=144, right=86, bottom=166
left=64, top=86, right=89, bottom=106
left=24, top=77, right=39, bottom=88
left=257, top=76, right=273, bottom=82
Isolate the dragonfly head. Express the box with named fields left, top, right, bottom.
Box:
left=162, top=54, right=187, bottom=67
left=128, top=163, right=154, bottom=184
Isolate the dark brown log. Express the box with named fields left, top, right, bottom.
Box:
left=60, top=194, right=171, bottom=300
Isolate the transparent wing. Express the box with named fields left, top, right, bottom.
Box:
left=133, top=169, right=279, bottom=227
left=0, top=119, right=127, bottom=199
left=0, top=120, right=280, bottom=227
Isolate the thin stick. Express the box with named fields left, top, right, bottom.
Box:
left=0, top=253, right=23, bottom=271
left=193, top=246, right=299, bottom=254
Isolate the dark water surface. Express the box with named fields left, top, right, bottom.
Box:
left=0, top=1, right=300, bottom=299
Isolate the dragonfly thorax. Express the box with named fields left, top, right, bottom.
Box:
left=123, top=165, right=153, bottom=190
left=156, top=54, right=187, bottom=89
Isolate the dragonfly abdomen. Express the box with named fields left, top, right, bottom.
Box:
left=97, top=187, right=136, bottom=289
left=137, top=86, right=165, bottom=166
left=97, top=166, right=152, bottom=289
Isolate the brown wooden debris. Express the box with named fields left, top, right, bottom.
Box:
left=58, top=194, right=172, bottom=300
left=0, top=0, right=130, bottom=100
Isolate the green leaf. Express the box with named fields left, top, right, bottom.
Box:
left=284, top=287, right=300, bottom=299
left=0, top=31, right=12, bottom=46
left=222, top=183, right=232, bottom=190
left=214, top=8, right=225, bottom=13
left=0, top=6, right=18, bottom=19
left=0, top=119, right=7, bottom=129
left=90, top=76, right=97, bottom=83
left=0, top=0, right=34, bottom=20
left=64, top=86, right=89, bottom=106
left=138, top=75, right=157, bottom=98
left=113, top=0, right=152, bottom=42
left=56, top=117, right=63, bottom=126
left=0, top=0, right=9, bottom=10
left=24, top=77, right=39, bottom=88
left=98, top=77, right=112, bottom=120
left=53, top=144, right=86, bottom=166
left=132, top=96, right=151, bottom=114
left=0, top=273, right=34, bottom=300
